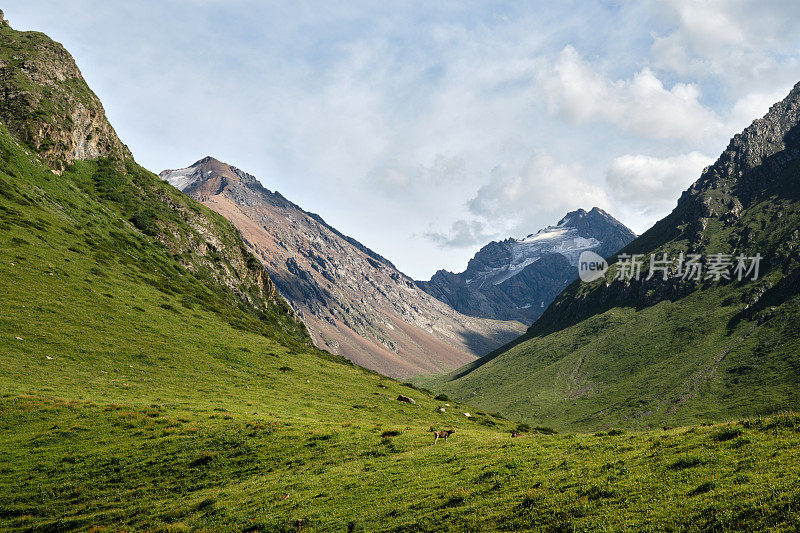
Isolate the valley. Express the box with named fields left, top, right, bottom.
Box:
left=0, top=9, right=799, bottom=532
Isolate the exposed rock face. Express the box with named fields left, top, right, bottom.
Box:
left=418, top=208, right=636, bottom=323
left=662, top=81, right=800, bottom=247
left=161, top=157, right=526, bottom=377
left=146, top=175, right=294, bottom=324
left=0, top=21, right=129, bottom=172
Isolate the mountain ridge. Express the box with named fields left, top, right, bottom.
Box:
left=431, top=81, right=800, bottom=431
left=163, top=156, right=399, bottom=271
left=161, top=156, right=526, bottom=377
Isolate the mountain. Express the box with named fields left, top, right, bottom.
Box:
left=418, top=208, right=636, bottom=323
left=0, top=15, right=309, bottom=346
left=432, top=82, right=800, bottom=431
left=160, top=157, right=526, bottom=377
left=3, top=15, right=800, bottom=532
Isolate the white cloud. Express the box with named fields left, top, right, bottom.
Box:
left=540, top=46, right=724, bottom=143
left=368, top=154, right=468, bottom=196
left=369, top=165, right=412, bottom=191
left=425, top=149, right=613, bottom=251
left=425, top=220, right=497, bottom=249
left=656, top=0, right=747, bottom=58
left=466, top=149, right=610, bottom=234
left=650, top=0, right=800, bottom=98
left=606, top=151, right=714, bottom=230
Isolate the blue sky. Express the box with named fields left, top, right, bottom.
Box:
left=6, top=1, right=800, bottom=278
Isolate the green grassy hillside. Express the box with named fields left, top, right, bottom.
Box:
left=432, top=83, right=800, bottom=433
left=431, top=276, right=800, bottom=433
left=1, top=19, right=799, bottom=532
left=1, top=144, right=798, bottom=529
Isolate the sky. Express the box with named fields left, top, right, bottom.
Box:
left=6, top=1, right=800, bottom=279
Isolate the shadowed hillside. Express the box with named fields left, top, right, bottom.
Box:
left=433, top=82, right=800, bottom=432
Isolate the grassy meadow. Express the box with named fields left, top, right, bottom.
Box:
left=0, top=23, right=798, bottom=528
left=0, top=122, right=799, bottom=531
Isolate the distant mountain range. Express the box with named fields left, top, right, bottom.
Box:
left=418, top=208, right=636, bottom=323
left=160, top=157, right=526, bottom=377
left=433, top=81, right=800, bottom=431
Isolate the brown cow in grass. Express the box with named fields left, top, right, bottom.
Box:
left=431, top=429, right=455, bottom=444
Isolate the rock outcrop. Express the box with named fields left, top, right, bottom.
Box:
left=0, top=18, right=303, bottom=337
left=0, top=20, right=129, bottom=172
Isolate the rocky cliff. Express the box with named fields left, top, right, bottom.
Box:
left=0, top=22, right=130, bottom=172
left=161, top=157, right=526, bottom=377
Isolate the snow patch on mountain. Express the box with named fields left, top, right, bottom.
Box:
left=418, top=207, right=636, bottom=323
left=466, top=225, right=602, bottom=287
left=160, top=166, right=200, bottom=191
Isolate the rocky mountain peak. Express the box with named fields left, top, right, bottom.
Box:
left=159, top=156, right=261, bottom=198
left=419, top=208, right=636, bottom=323
left=556, top=205, right=622, bottom=228
left=190, top=155, right=224, bottom=170
left=556, top=208, right=589, bottom=226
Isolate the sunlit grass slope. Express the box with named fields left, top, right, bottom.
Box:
left=430, top=275, right=800, bottom=433
left=0, top=113, right=798, bottom=531
left=0, top=20, right=799, bottom=530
